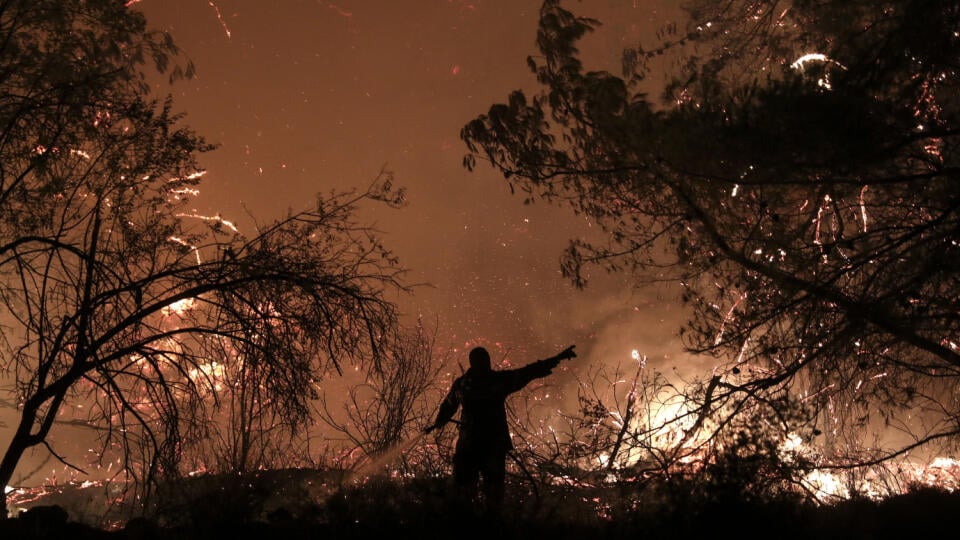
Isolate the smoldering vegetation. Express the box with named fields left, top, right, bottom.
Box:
left=4, top=466, right=958, bottom=540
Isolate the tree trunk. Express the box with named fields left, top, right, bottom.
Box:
left=0, top=409, right=40, bottom=519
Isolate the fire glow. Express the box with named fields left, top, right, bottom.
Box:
left=5, top=345, right=960, bottom=520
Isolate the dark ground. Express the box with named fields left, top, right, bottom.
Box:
left=3, top=473, right=959, bottom=540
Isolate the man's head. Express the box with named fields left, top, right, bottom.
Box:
left=469, top=346, right=492, bottom=372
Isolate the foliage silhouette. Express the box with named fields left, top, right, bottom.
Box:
left=0, top=0, right=408, bottom=516
left=461, top=0, right=960, bottom=470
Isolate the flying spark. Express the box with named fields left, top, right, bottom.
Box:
left=207, top=1, right=231, bottom=39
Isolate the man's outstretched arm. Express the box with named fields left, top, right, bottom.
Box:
left=505, top=345, right=577, bottom=392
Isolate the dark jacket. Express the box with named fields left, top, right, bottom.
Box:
left=433, top=357, right=560, bottom=454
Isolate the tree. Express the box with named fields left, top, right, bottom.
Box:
left=0, top=0, right=408, bottom=515
left=461, top=0, right=960, bottom=471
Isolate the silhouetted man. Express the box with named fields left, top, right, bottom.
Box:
left=425, top=344, right=577, bottom=513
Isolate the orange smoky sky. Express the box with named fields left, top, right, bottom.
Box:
left=133, top=0, right=692, bottom=368
left=4, top=0, right=702, bottom=487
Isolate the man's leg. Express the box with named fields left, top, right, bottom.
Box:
left=479, top=451, right=507, bottom=515
left=453, top=448, right=481, bottom=508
